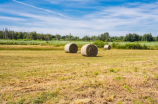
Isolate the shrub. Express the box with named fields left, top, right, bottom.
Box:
left=93, top=40, right=105, bottom=48
left=111, top=42, right=119, bottom=48
left=111, top=42, right=148, bottom=49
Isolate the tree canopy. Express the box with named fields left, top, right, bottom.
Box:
left=0, top=28, right=157, bottom=42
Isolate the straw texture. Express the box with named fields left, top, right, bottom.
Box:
left=81, top=44, right=98, bottom=57
left=104, top=45, right=111, bottom=50
left=64, top=43, right=78, bottom=53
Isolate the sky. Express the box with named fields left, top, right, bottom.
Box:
left=0, top=0, right=158, bottom=37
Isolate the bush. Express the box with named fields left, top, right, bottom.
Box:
left=111, top=42, right=148, bottom=49
left=93, top=40, right=105, bottom=48
left=111, top=42, right=119, bottom=48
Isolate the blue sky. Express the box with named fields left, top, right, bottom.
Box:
left=0, top=0, right=158, bottom=37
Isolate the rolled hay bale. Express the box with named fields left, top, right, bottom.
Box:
left=64, top=43, right=78, bottom=53
left=104, top=45, right=111, bottom=50
left=81, top=44, right=98, bottom=57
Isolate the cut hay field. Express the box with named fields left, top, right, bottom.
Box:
left=0, top=46, right=158, bottom=104
left=0, top=40, right=92, bottom=46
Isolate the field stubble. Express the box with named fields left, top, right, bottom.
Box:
left=0, top=46, right=158, bottom=104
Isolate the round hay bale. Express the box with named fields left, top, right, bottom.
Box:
left=81, top=44, right=98, bottom=57
left=104, top=45, right=111, bottom=50
left=64, top=43, right=78, bottom=53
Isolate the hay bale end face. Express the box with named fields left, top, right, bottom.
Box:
left=64, top=43, right=78, bottom=53
left=81, top=44, right=98, bottom=57
left=104, top=45, right=111, bottom=50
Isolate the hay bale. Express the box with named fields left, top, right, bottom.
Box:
left=104, top=45, right=111, bottom=50
left=64, top=43, right=78, bottom=53
left=81, top=44, right=98, bottom=57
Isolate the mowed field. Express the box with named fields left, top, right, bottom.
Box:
left=0, top=46, right=158, bottom=104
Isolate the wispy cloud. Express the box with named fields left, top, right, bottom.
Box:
left=12, top=0, right=66, bottom=17
left=0, top=16, right=26, bottom=21
left=44, top=0, right=99, bottom=9
left=45, top=0, right=91, bottom=4
left=84, top=2, right=158, bottom=31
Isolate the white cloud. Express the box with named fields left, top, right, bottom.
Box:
left=12, top=0, right=65, bottom=17
left=0, top=16, right=26, bottom=21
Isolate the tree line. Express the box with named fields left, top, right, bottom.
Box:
left=0, top=28, right=158, bottom=42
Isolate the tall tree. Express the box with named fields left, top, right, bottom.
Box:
left=30, top=31, right=37, bottom=40
left=55, top=34, right=61, bottom=40
left=4, top=27, right=9, bottom=39
left=17, top=32, right=23, bottom=39
left=99, top=32, right=109, bottom=41
left=82, top=35, right=90, bottom=41
left=91, top=35, right=99, bottom=41
left=0, top=31, right=3, bottom=39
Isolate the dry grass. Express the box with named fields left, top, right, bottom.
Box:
left=0, top=46, right=158, bottom=104
left=0, top=45, right=63, bottom=50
